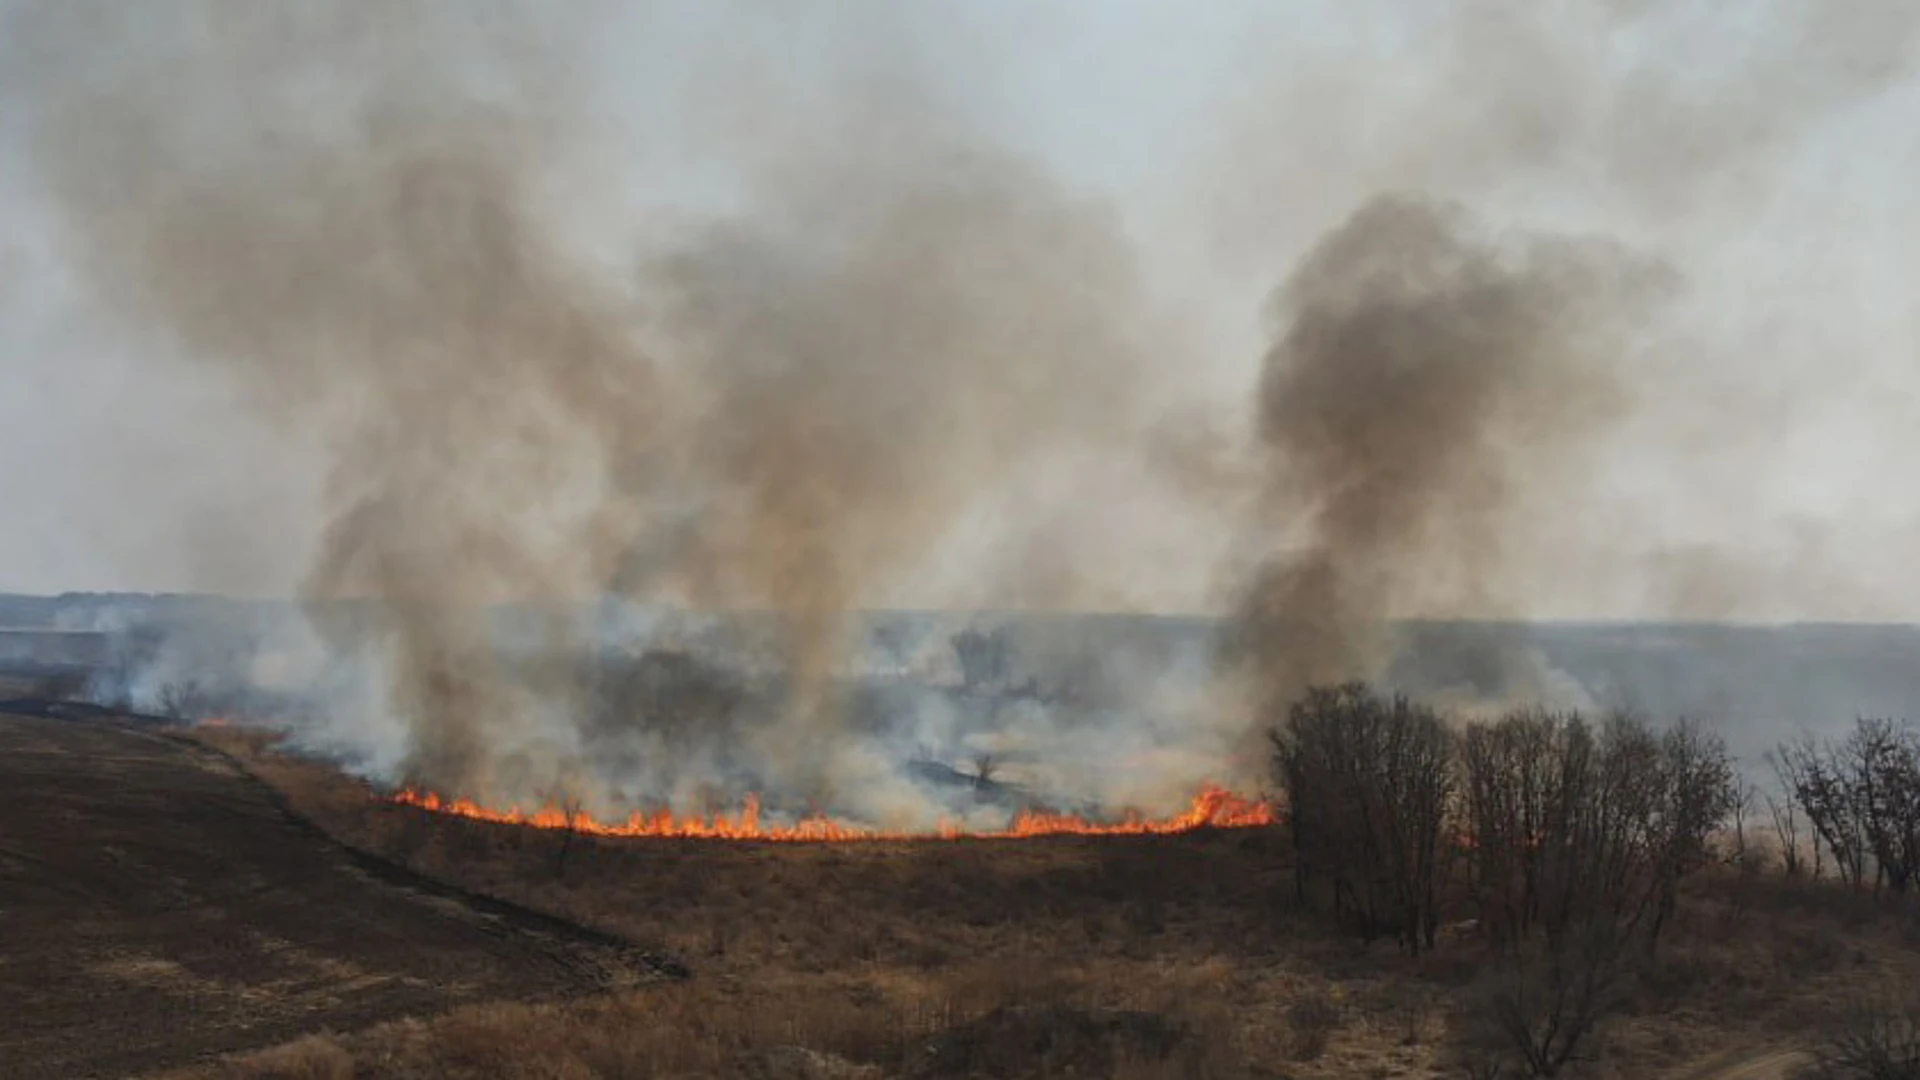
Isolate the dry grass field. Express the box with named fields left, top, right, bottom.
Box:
left=0, top=713, right=675, bottom=1079
left=156, top=725, right=1920, bottom=1080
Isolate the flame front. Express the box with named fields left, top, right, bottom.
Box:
left=390, top=784, right=1276, bottom=842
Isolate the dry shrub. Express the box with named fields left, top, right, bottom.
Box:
left=303, top=989, right=919, bottom=1078
left=212, top=1035, right=353, bottom=1080
left=189, top=721, right=1920, bottom=1080
left=614, top=987, right=927, bottom=1075
left=906, top=1003, right=1190, bottom=1079
left=1285, top=989, right=1341, bottom=1061
left=180, top=964, right=1263, bottom=1080
left=1371, top=981, right=1436, bottom=1047
left=1803, top=996, right=1920, bottom=1080
left=937, top=955, right=1078, bottom=1019
left=1447, top=921, right=1631, bottom=1079
left=1782, top=922, right=1855, bottom=979
left=417, top=1001, right=596, bottom=1077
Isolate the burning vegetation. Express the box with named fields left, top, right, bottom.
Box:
left=390, top=782, right=1276, bottom=842
left=9, top=1, right=1920, bottom=1077
left=181, top=683, right=1920, bottom=1080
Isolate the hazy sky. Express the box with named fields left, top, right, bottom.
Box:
left=2, top=1, right=1917, bottom=620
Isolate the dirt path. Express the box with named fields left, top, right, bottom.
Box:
left=0, top=712, right=672, bottom=1078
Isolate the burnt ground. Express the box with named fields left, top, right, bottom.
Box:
left=0, top=712, right=675, bottom=1079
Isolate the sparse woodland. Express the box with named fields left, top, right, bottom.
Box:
left=1273, top=682, right=1920, bottom=1079
left=179, top=684, right=1920, bottom=1080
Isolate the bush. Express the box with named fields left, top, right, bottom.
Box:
left=1804, top=997, right=1920, bottom=1080
left=1447, top=920, right=1632, bottom=1078
left=1460, top=709, right=1735, bottom=953
left=1275, top=684, right=1736, bottom=959
left=214, top=1035, right=354, bottom=1080
left=1272, top=683, right=1454, bottom=954
left=1285, top=990, right=1342, bottom=1062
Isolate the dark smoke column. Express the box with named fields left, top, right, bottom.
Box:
left=1234, top=194, right=1657, bottom=726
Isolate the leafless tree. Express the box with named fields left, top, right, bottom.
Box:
left=1461, top=708, right=1573, bottom=947
left=1544, top=714, right=1655, bottom=949
left=1853, top=720, right=1920, bottom=895
left=1273, top=682, right=1455, bottom=955
left=1460, top=709, right=1733, bottom=954
left=971, top=753, right=999, bottom=788
left=553, top=792, right=587, bottom=881
left=1766, top=791, right=1807, bottom=878
left=1728, top=779, right=1760, bottom=870
left=1765, top=749, right=1811, bottom=878
left=154, top=678, right=207, bottom=721
left=1782, top=729, right=1877, bottom=887
left=1776, top=719, right=1920, bottom=895
left=1646, top=718, right=1739, bottom=947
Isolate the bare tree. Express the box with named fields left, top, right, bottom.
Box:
left=1766, top=749, right=1811, bottom=878
left=1766, top=791, right=1807, bottom=878
left=1461, top=708, right=1573, bottom=947
left=1776, top=719, right=1920, bottom=895
left=971, top=753, right=999, bottom=788
left=1273, top=683, right=1455, bottom=955
left=1790, top=728, right=1876, bottom=888
left=154, top=678, right=207, bottom=721
left=553, top=792, right=587, bottom=881
left=1461, top=709, right=1733, bottom=955
left=1728, top=778, right=1760, bottom=870
left=1544, top=715, right=1654, bottom=950
left=1646, top=718, right=1738, bottom=947
left=1285, top=684, right=1734, bottom=968
left=1853, top=720, right=1920, bottom=895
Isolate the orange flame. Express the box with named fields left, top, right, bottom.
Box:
left=390, top=784, right=1276, bottom=842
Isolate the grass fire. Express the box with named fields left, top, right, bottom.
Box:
left=390, top=783, right=1278, bottom=842
left=6, top=2, right=1920, bottom=1079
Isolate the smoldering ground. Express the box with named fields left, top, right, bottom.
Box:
left=6, top=2, right=1920, bottom=826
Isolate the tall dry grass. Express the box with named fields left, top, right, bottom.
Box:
left=179, top=727, right=1920, bottom=1080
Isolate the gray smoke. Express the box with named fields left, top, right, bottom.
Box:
left=1212, top=1, right=1920, bottom=730
left=6, top=1, right=1181, bottom=821
left=6, top=2, right=1920, bottom=822
left=1233, top=196, right=1663, bottom=727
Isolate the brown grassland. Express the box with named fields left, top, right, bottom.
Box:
left=171, top=727, right=1920, bottom=1080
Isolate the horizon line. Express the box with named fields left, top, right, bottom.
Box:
left=5, top=591, right=1920, bottom=630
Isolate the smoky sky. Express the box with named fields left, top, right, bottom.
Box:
left=2, top=0, right=1175, bottom=802
left=1232, top=194, right=1664, bottom=726
left=1199, top=1, right=1920, bottom=624
left=1, top=1, right=1913, bottom=620
left=2, top=1, right=1919, bottom=812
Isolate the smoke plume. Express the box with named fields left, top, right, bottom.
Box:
left=9, top=2, right=1166, bottom=818
left=6, top=2, right=1920, bottom=822
left=1234, top=195, right=1661, bottom=723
